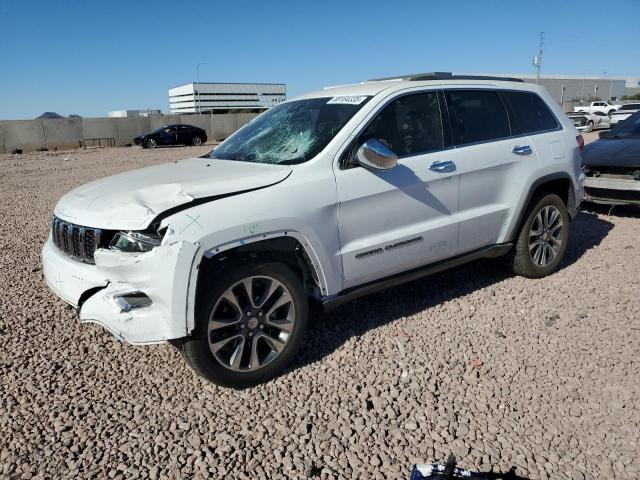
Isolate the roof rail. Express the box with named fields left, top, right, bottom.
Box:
left=366, top=72, right=525, bottom=83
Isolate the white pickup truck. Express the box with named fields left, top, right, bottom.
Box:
left=574, top=101, right=621, bottom=115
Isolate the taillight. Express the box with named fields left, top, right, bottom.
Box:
left=576, top=134, right=584, bottom=152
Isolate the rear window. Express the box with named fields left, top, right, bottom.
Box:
left=445, top=90, right=510, bottom=145
left=500, top=91, right=559, bottom=135
left=620, top=104, right=640, bottom=111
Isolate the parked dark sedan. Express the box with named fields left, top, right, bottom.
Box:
left=582, top=112, right=640, bottom=205
left=134, top=124, right=207, bottom=148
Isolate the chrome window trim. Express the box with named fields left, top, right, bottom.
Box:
left=338, top=88, right=449, bottom=169
left=441, top=87, right=563, bottom=150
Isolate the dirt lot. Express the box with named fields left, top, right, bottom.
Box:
left=1, top=142, right=638, bottom=480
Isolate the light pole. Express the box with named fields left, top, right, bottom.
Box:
left=196, top=62, right=204, bottom=114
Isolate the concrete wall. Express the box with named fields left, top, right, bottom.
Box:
left=43, top=118, right=83, bottom=150
left=3, top=120, right=47, bottom=152
left=210, top=115, right=238, bottom=141
left=115, top=117, right=151, bottom=146
left=83, top=118, right=118, bottom=142
left=0, top=113, right=258, bottom=153
left=149, top=115, right=182, bottom=130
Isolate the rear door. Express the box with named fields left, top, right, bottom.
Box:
left=444, top=89, right=541, bottom=253
left=500, top=89, right=566, bottom=190
left=335, top=90, right=460, bottom=289
left=177, top=125, right=192, bottom=144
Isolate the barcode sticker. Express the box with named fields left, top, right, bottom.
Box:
left=327, top=96, right=368, bottom=105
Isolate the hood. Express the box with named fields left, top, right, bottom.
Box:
left=582, top=138, right=640, bottom=169
left=55, top=157, right=292, bottom=230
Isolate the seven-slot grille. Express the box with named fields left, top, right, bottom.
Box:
left=51, top=216, right=102, bottom=263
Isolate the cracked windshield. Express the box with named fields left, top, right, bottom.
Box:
left=209, top=97, right=370, bottom=165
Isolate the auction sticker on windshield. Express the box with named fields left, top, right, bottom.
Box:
left=327, top=96, right=368, bottom=105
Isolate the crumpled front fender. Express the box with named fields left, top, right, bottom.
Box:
left=79, top=241, right=199, bottom=344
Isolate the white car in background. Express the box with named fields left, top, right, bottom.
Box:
left=574, top=101, right=621, bottom=115
left=609, top=103, right=640, bottom=125
left=42, top=72, right=585, bottom=388
left=567, top=111, right=611, bottom=132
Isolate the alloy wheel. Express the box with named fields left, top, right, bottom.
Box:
left=528, top=205, right=564, bottom=267
left=207, top=276, right=295, bottom=372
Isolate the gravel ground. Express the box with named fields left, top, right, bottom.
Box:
left=1, top=143, right=638, bottom=480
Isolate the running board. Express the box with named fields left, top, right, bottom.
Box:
left=321, top=243, right=512, bottom=312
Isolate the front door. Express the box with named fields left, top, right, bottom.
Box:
left=158, top=126, right=176, bottom=145
left=335, top=90, right=460, bottom=289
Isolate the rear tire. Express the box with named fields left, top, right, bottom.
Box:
left=608, top=109, right=616, bottom=115
left=181, top=262, right=308, bottom=388
left=508, top=193, right=570, bottom=278
left=191, top=136, right=202, bottom=146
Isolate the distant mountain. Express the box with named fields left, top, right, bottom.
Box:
left=68, top=114, right=82, bottom=119
left=37, top=112, right=64, bottom=119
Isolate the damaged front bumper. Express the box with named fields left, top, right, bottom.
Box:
left=42, top=236, right=199, bottom=344
left=584, top=176, right=640, bottom=205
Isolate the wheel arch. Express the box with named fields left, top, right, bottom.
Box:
left=507, top=172, right=576, bottom=243
left=186, top=231, right=328, bottom=334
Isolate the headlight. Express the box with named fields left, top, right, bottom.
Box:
left=110, top=231, right=162, bottom=253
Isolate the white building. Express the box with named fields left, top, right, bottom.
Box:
left=468, top=73, right=637, bottom=103
left=168, top=82, right=286, bottom=114
left=108, top=110, right=161, bottom=118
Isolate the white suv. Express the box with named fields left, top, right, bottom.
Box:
left=42, top=73, right=585, bottom=388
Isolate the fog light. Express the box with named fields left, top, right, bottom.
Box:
left=113, top=292, right=152, bottom=312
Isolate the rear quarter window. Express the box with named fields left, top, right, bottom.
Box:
left=500, top=91, right=559, bottom=135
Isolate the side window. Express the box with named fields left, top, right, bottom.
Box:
left=500, top=91, right=559, bottom=135
left=359, top=91, right=443, bottom=157
left=445, top=90, right=510, bottom=145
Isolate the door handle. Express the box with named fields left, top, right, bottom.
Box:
left=512, top=145, right=533, bottom=156
left=429, top=160, right=456, bottom=173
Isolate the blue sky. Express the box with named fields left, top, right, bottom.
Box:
left=1, top=0, right=638, bottom=119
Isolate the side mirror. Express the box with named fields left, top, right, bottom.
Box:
left=355, top=139, right=398, bottom=170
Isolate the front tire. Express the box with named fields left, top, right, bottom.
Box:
left=182, top=262, right=308, bottom=388
left=508, top=193, right=570, bottom=278
left=191, top=136, right=202, bottom=146
left=608, top=109, right=616, bottom=115
left=144, top=138, right=157, bottom=149
left=584, top=121, right=594, bottom=133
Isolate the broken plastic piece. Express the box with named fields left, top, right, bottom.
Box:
left=113, top=291, right=152, bottom=312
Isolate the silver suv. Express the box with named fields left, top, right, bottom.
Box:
left=43, top=73, right=585, bottom=387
